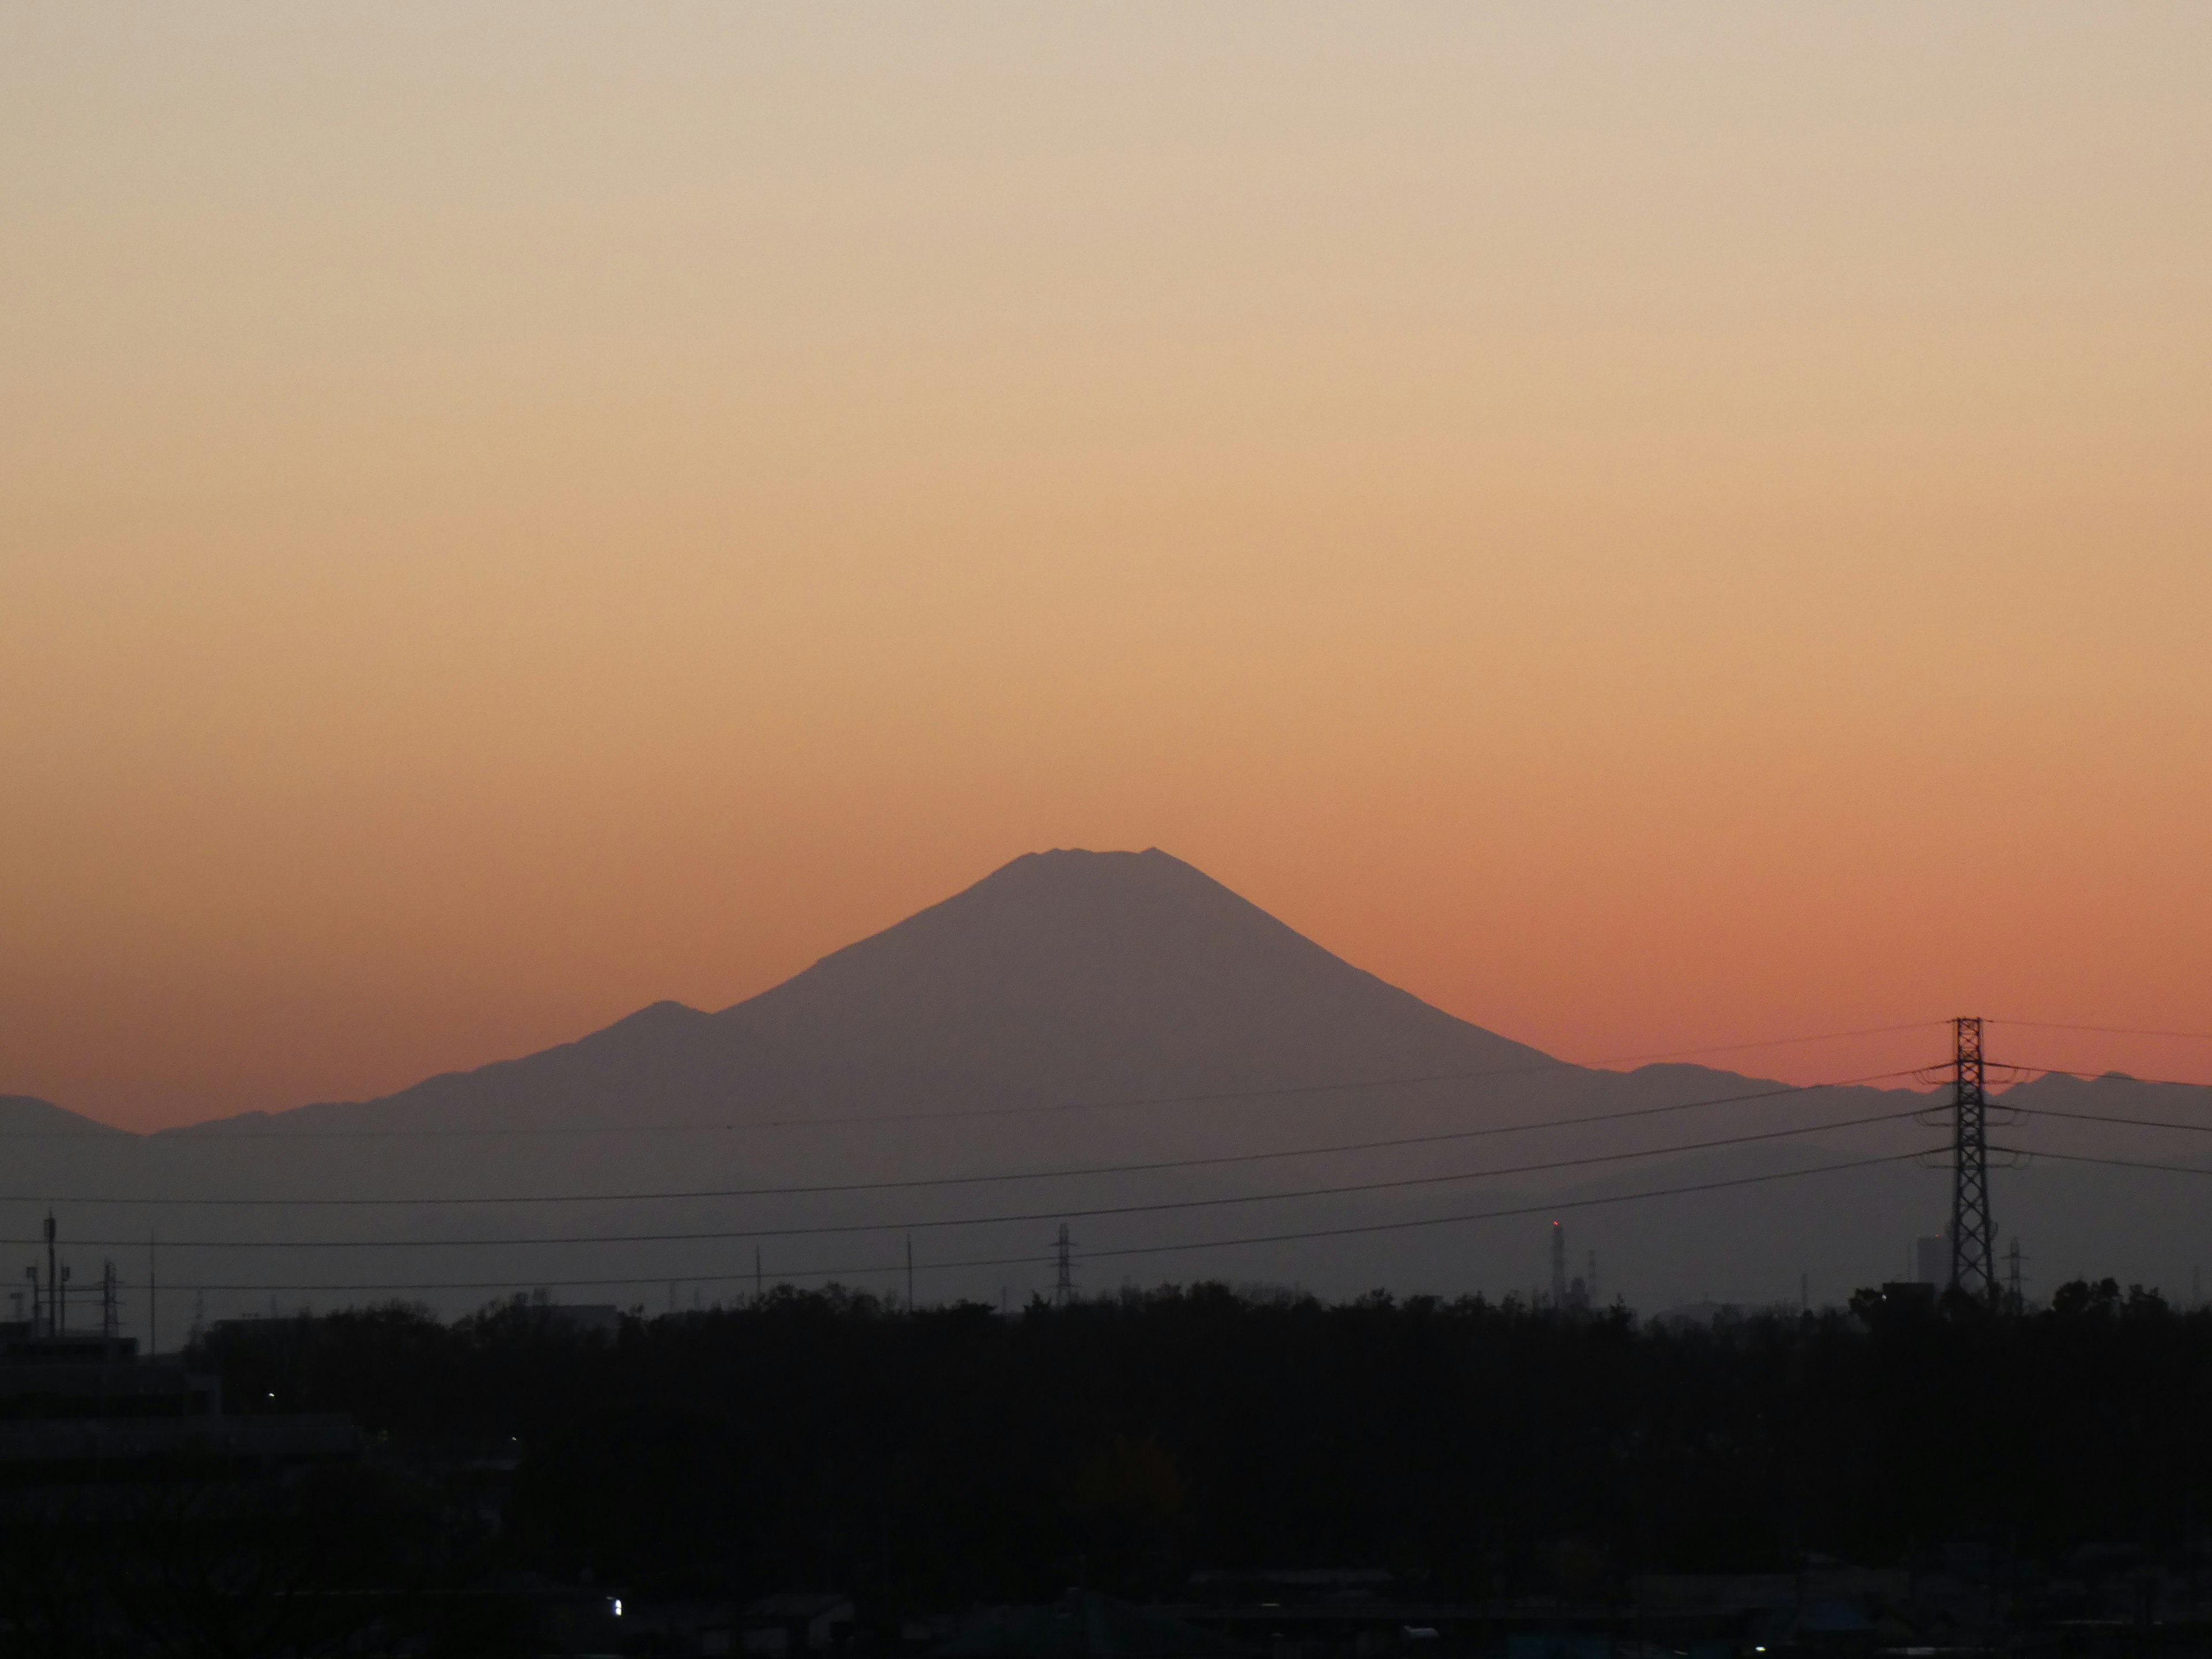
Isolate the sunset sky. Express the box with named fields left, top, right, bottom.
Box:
left=5, top=5, right=2209, bottom=1132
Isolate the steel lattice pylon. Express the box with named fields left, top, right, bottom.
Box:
left=1949, top=1016, right=1999, bottom=1302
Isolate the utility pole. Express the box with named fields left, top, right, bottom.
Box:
left=1053, top=1224, right=1075, bottom=1308
left=44, top=1214, right=71, bottom=1336
left=1948, top=1017, right=1998, bottom=1304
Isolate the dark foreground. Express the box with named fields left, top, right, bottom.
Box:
left=3, top=1280, right=2210, bottom=1656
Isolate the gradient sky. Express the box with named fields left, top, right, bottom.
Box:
left=4, top=5, right=2210, bottom=1132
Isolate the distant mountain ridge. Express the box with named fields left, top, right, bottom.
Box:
left=177, top=849, right=1556, bottom=1138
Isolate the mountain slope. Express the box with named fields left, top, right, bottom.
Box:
left=198, top=849, right=1556, bottom=1137
left=0, top=1094, right=123, bottom=1138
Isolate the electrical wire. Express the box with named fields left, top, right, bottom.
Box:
left=1986, top=1062, right=2212, bottom=1090
left=1076, top=1149, right=1937, bottom=1264
left=0, top=1074, right=1926, bottom=1211
left=20, top=1106, right=1933, bottom=1249
left=124, top=1148, right=1941, bottom=1294
left=1992, top=1146, right=2212, bottom=1178
left=1990, top=1020, right=2212, bottom=1044
left=2012, top=1105, right=2212, bottom=1135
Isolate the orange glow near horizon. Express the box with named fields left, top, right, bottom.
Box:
left=4, top=6, right=2210, bottom=1131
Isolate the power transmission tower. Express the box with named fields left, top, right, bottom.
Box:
left=2006, top=1238, right=2024, bottom=1312
left=1948, top=1017, right=1998, bottom=1303
left=1053, top=1224, right=1075, bottom=1307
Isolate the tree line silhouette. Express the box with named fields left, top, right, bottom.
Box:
left=182, top=1275, right=2212, bottom=1607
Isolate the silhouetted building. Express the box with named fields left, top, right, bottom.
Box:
left=0, top=1318, right=354, bottom=1490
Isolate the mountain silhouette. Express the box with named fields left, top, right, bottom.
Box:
left=3, top=850, right=2205, bottom=1325
left=0, top=1094, right=120, bottom=1137
left=197, top=849, right=1555, bottom=1140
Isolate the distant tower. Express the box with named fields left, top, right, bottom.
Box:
left=101, top=1260, right=120, bottom=1340
left=1053, top=1224, right=1075, bottom=1308
left=1550, top=1222, right=1568, bottom=1309
left=1948, top=1017, right=1998, bottom=1303
left=43, top=1213, right=59, bottom=1336
left=2006, top=1238, right=2025, bottom=1312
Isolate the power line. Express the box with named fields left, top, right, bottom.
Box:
left=1583, top=1020, right=1944, bottom=1060
left=1993, top=1146, right=2212, bottom=1179
left=0, top=1071, right=1927, bottom=1209
left=2013, top=1105, right=2212, bottom=1135
left=25, top=1104, right=1931, bottom=1251
left=1986, top=1062, right=2212, bottom=1090
left=110, top=1149, right=1942, bottom=1295
left=1075, top=1149, right=1937, bottom=1265
left=1991, top=1020, right=2212, bottom=1044
left=0, top=1022, right=1949, bottom=1142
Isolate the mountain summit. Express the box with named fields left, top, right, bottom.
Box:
left=723, top=848, right=1551, bottom=1104
left=203, top=849, right=1551, bottom=1138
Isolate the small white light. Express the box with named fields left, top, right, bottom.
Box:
left=613, top=1599, right=623, bottom=1618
